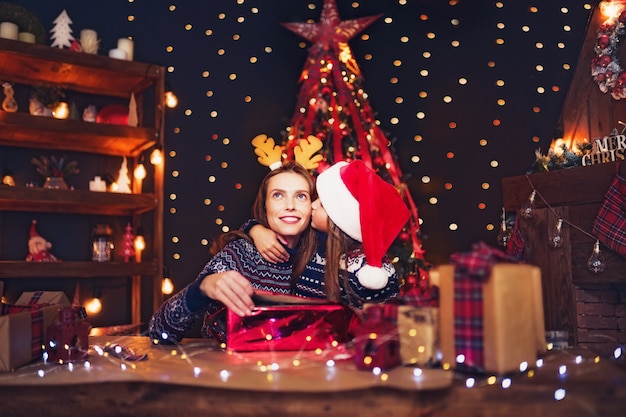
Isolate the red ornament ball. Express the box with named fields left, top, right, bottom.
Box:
left=598, top=34, right=610, bottom=49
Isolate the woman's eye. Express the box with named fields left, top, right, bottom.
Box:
left=271, top=191, right=283, bottom=199
left=297, top=193, right=309, bottom=201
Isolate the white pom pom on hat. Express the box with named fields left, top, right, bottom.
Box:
left=316, top=160, right=411, bottom=289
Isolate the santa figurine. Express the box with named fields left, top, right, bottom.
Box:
left=26, top=220, right=61, bottom=262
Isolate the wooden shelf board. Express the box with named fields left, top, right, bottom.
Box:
left=0, top=187, right=157, bottom=215
left=0, top=39, right=162, bottom=98
left=0, top=112, right=157, bottom=157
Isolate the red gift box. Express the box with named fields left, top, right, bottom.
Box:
left=226, top=292, right=356, bottom=352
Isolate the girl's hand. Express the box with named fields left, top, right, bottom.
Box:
left=249, top=224, right=289, bottom=263
left=199, top=271, right=255, bottom=317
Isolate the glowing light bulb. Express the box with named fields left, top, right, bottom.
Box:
left=150, top=146, right=163, bottom=165
left=519, top=190, right=536, bottom=219
left=496, top=208, right=510, bottom=247
left=85, top=297, right=102, bottom=315
left=587, top=241, right=606, bottom=274
left=165, top=90, right=179, bottom=108
left=52, top=102, right=69, bottom=119
left=550, top=219, right=564, bottom=249
left=134, top=162, right=146, bottom=180
left=162, top=277, right=174, bottom=295
left=134, top=234, right=145, bottom=251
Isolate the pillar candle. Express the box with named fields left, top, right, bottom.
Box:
left=0, top=22, right=18, bottom=40
left=117, top=38, right=134, bottom=61
left=18, top=32, right=35, bottom=43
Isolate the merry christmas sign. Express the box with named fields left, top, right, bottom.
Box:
left=581, top=134, right=626, bottom=166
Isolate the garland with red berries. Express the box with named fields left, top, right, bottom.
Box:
left=591, top=9, right=626, bottom=99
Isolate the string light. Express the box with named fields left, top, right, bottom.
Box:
left=85, top=293, right=102, bottom=315
left=587, top=241, right=606, bottom=274
left=496, top=207, right=510, bottom=247
left=549, top=219, right=564, bottom=249
left=133, top=156, right=147, bottom=180
left=522, top=175, right=607, bottom=274
left=519, top=190, right=536, bottom=219
left=165, top=89, right=179, bottom=108
left=150, top=145, right=163, bottom=165
left=162, top=267, right=174, bottom=295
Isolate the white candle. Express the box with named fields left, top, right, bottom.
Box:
left=108, top=48, right=127, bottom=60
left=117, top=38, right=134, bottom=61
left=89, top=176, right=107, bottom=192
left=0, top=22, right=18, bottom=40
left=80, top=29, right=99, bottom=54
left=18, top=32, right=35, bottom=43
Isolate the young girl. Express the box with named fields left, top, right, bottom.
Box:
left=248, top=159, right=410, bottom=308
left=148, top=161, right=317, bottom=344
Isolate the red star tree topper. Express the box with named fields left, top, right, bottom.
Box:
left=279, top=0, right=428, bottom=279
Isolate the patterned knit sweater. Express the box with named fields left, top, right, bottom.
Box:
left=148, top=234, right=398, bottom=344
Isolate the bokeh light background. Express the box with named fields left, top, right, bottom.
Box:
left=10, top=0, right=594, bottom=291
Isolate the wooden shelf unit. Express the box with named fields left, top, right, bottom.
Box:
left=0, top=38, right=165, bottom=327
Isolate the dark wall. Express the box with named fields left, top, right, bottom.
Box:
left=2, top=1, right=593, bottom=306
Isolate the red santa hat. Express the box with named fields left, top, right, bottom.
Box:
left=315, top=160, right=410, bottom=290
left=30, top=220, right=40, bottom=237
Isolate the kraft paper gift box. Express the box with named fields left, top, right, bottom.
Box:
left=226, top=292, right=356, bottom=352
left=431, top=264, right=546, bottom=374
left=0, top=291, right=71, bottom=372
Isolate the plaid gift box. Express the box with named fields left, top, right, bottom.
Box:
left=433, top=260, right=546, bottom=374
left=0, top=291, right=71, bottom=372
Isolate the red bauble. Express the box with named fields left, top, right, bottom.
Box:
left=598, top=34, right=610, bottom=49
left=598, top=54, right=612, bottom=67
left=398, top=231, right=410, bottom=242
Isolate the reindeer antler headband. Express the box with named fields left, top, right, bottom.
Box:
left=251, top=134, right=324, bottom=170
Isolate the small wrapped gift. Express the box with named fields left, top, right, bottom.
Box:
left=0, top=291, right=71, bottom=372
left=432, top=243, right=546, bottom=374
left=45, top=306, right=91, bottom=363
left=226, top=292, right=356, bottom=352
left=353, top=304, right=401, bottom=370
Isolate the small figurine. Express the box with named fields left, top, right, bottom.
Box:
left=26, top=220, right=61, bottom=262
left=2, top=82, right=17, bottom=112
left=82, top=105, right=97, bottom=122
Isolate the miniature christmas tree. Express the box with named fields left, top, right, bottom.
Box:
left=116, top=156, right=132, bottom=193
left=276, top=0, right=428, bottom=278
left=50, top=10, right=75, bottom=49
left=119, top=223, right=136, bottom=263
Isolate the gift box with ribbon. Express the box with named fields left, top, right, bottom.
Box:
left=226, top=292, right=357, bottom=352
left=432, top=242, right=546, bottom=374
left=0, top=291, right=71, bottom=372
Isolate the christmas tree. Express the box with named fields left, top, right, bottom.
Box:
left=50, top=10, right=74, bottom=49
left=119, top=223, right=136, bottom=263
left=278, top=0, right=428, bottom=280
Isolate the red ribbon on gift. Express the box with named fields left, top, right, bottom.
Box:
left=450, top=242, right=520, bottom=371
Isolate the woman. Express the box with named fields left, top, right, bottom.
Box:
left=148, top=161, right=317, bottom=344
left=248, top=159, right=411, bottom=308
